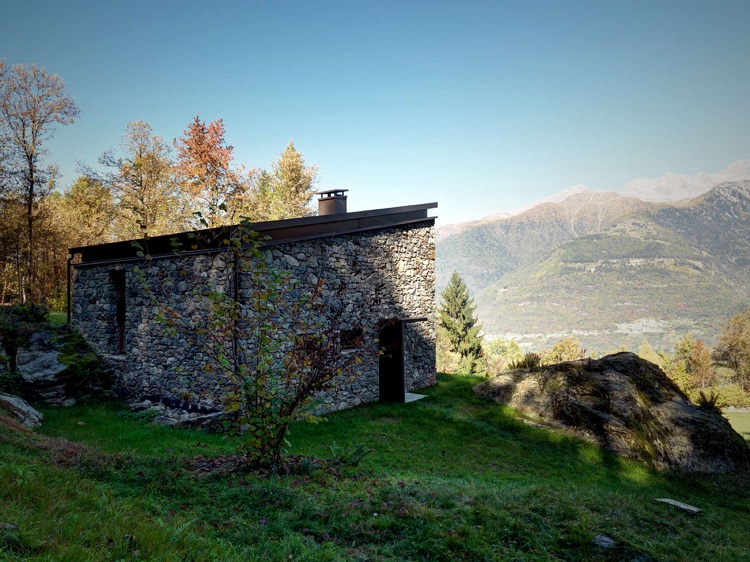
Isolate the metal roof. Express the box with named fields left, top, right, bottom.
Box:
left=70, top=202, right=438, bottom=266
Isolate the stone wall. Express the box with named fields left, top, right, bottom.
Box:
left=73, top=221, right=436, bottom=413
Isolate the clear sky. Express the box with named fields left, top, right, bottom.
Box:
left=2, top=0, right=749, bottom=225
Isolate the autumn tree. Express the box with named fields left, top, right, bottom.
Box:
left=637, top=339, right=662, bottom=366
left=483, top=337, right=523, bottom=375
left=94, top=121, right=183, bottom=239
left=438, top=271, right=483, bottom=374
left=715, top=308, right=750, bottom=391
left=687, top=339, right=716, bottom=390
left=174, top=116, right=251, bottom=227
left=0, top=197, right=25, bottom=303
left=658, top=335, right=717, bottom=400
left=54, top=175, right=115, bottom=247
left=541, top=336, right=586, bottom=365
left=251, top=141, right=317, bottom=221
left=0, top=61, right=79, bottom=302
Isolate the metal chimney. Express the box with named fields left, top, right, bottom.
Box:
left=317, top=189, right=349, bottom=215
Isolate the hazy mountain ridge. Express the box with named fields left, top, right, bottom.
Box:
left=437, top=159, right=750, bottom=241
left=621, top=160, right=750, bottom=201
left=436, top=179, right=750, bottom=353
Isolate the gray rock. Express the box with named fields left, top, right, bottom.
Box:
left=152, top=415, right=179, bottom=427
left=474, top=352, right=750, bottom=473
left=0, top=392, right=44, bottom=429
left=593, top=534, right=617, bottom=549
left=16, top=332, right=72, bottom=405
left=16, top=332, right=67, bottom=384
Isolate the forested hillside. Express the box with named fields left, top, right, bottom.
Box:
left=436, top=181, right=750, bottom=352
left=0, top=62, right=319, bottom=307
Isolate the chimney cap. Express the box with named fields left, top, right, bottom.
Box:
left=316, top=189, right=349, bottom=198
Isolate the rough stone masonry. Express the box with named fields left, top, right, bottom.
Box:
left=71, top=203, right=437, bottom=416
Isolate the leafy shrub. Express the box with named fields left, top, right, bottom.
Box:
left=328, top=441, right=375, bottom=468
left=45, top=283, right=69, bottom=313
left=134, top=223, right=370, bottom=468
left=1, top=303, right=49, bottom=324
left=0, top=305, right=109, bottom=399
left=714, top=384, right=750, bottom=409
left=483, top=337, right=523, bottom=376
left=509, top=352, right=542, bottom=370
left=0, top=363, right=21, bottom=395
left=696, top=390, right=722, bottom=414
left=56, top=325, right=110, bottom=397
left=436, top=325, right=461, bottom=374
left=540, top=336, right=586, bottom=365
left=0, top=304, right=50, bottom=374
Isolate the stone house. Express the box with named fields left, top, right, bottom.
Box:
left=68, top=191, right=437, bottom=413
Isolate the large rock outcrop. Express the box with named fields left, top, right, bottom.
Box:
left=16, top=332, right=73, bottom=406
left=0, top=392, right=44, bottom=428
left=474, top=352, right=750, bottom=473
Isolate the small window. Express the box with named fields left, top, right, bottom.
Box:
left=109, top=270, right=126, bottom=354
left=340, top=327, right=364, bottom=353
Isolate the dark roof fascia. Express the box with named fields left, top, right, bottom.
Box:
left=70, top=202, right=437, bottom=265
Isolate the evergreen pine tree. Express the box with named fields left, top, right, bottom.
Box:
left=437, top=271, right=483, bottom=374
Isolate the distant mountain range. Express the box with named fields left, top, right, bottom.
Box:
left=435, top=162, right=750, bottom=353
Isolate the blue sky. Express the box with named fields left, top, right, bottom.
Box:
left=3, top=0, right=750, bottom=225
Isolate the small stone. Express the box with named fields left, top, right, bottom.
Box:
left=655, top=498, right=702, bottom=515
left=592, top=534, right=617, bottom=549
left=152, top=416, right=179, bottom=427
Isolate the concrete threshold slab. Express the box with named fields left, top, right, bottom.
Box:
left=404, top=393, right=427, bottom=403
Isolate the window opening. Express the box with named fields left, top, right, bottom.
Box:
left=339, top=327, right=364, bottom=354
left=110, top=270, right=126, bottom=354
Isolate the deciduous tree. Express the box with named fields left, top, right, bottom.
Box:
left=541, top=336, right=586, bottom=365
left=135, top=223, right=368, bottom=467
left=637, top=339, right=662, bottom=366
left=715, top=308, right=750, bottom=391
left=251, top=141, right=317, bottom=221
left=55, top=175, right=115, bottom=247
left=0, top=198, right=25, bottom=304
left=483, top=337, right=523, bottom=375
left=687, top=338, right=716, bottom=390
left=174, top=116, right=251, bottom=227
left=665, top=335, right=718, bottom=396
left=0, top=61, right=79, bottom=302
left=95, top=121, right=183, bottom=238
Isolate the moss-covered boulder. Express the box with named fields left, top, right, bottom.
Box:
left=474, top=352, right=750, bottom=473
left=19, top=328, right=109, bottom=405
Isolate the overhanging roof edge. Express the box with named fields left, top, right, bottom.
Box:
left=70, top=206, right=437, bottom=264
left=70, top=202, right=438, bottom=255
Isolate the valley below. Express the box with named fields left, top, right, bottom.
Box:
left=436, top=175, right=750, bottom=354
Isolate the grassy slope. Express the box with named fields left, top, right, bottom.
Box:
left=47, top=312, right=67, bottom=325
left=1, top=375, right=749, bottom=561
left=726, top=412, right=750, bottom=442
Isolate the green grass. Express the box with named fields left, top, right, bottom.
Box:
left=726, top=411, right=750, bottom=443
left=47, top=312, right=67, bottom=325
left=1, top=375, right=749, bottom=560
